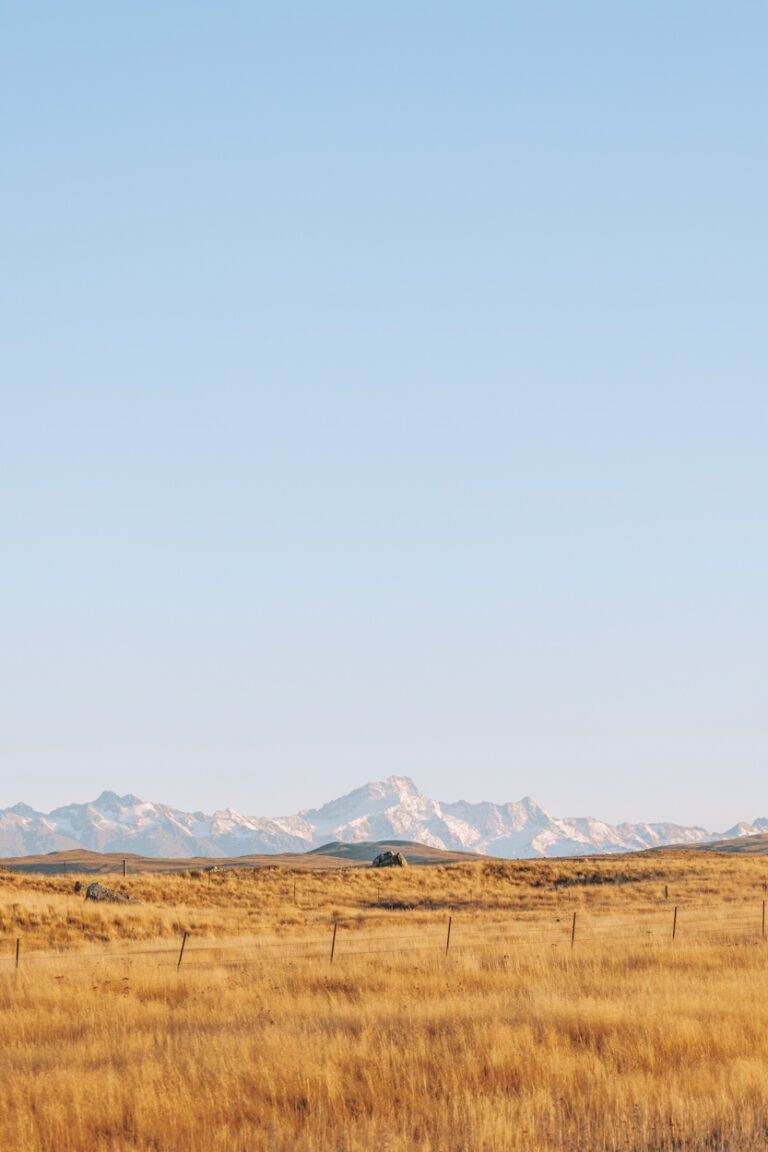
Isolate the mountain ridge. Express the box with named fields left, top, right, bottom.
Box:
left=1, top=776, right=766, bottom=860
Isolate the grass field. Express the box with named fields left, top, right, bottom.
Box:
left=3, top=851, right=768, bottom=1151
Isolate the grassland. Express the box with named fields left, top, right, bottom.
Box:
left=3, top=851, right=768, bottom=1151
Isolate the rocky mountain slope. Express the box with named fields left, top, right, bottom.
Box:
left=1, top=776, right=766, bottom=859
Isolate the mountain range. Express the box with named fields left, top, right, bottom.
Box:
left=1, top=776, right=766, bottom=859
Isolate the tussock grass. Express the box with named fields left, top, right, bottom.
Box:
left=2, top=852, right=768, bottom=1150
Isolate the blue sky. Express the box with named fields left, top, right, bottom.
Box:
left=1, top=2, right=766, bottom=825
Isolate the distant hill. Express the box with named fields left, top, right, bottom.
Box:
left=678, top=832, right=768, bottom=855
left=0, top=847, right=352, bottom=875
left=309, top=840, right=485, bottom=865
left=0, top=840, right=484, bottom=875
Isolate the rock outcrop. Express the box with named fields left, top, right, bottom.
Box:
left=84, top=882, right=129, bottom=903
left=371, top=850, right=407, bottom=868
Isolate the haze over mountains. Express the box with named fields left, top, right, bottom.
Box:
left=1, top=777, right=766, bottom=859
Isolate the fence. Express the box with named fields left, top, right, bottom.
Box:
left=3, top=899, right=768, bottom=974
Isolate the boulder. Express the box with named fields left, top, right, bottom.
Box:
left=84, top=882, right=129, bottom=904
left=371, top=850, right=408, bottom=869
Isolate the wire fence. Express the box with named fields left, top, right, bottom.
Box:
left=3, top=900, right=768, bottom=973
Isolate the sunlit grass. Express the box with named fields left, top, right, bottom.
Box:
left=2, top=852, right=768, bottom=1150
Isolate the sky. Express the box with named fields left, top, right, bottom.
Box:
left=1, top=2, right=766, bottom=828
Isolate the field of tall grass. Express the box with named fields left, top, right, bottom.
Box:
left=3, top=851, right=768, bottom=1151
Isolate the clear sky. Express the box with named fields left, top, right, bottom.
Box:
left=2, top=2, right=766, bottom=827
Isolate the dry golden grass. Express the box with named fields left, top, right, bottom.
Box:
left=3, top=851, right=768, bottom=1151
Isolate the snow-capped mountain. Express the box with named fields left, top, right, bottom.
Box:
left=0, top=777, right=765, bottom=859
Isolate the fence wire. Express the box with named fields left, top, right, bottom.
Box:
left=3, top=899, right=768, bottom=972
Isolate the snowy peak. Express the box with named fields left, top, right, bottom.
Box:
left=0, top=779, right=765, bottom=860
left=301, top=775, right=423, bottom=820
left=291, top=776, right=441, bottom=849
left=7, top=803, right=40, bottom=818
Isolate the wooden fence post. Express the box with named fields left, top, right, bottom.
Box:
left=664, top=884, right=669, bottom=901
left=122, top=858, right=126, bottom=878
left=570, top=911, right=577, bottom=949
left=330, top=922, right=338, bottom=964
left=445, top=915, right=452, bottom=956
left=177, top=931, right=189, bottom=970
left=672, top=905, right=678, bottom=942
left=15, top=939, right=20, bottom=970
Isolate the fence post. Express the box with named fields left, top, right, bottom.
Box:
left=570, top=911, right=577, bottom=949
left=445, top=915, right=452, bottom=956
left=672, top=905, right=678, bottom=942
left=330, top=922, right=338, bottom=964
left=664, top=884, right=669, bottom=901
left=15, top=939, right=20, bottom=970
left=177, top=931, right=189, bottom=970
left=122, top=858, right=126, bottom=878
